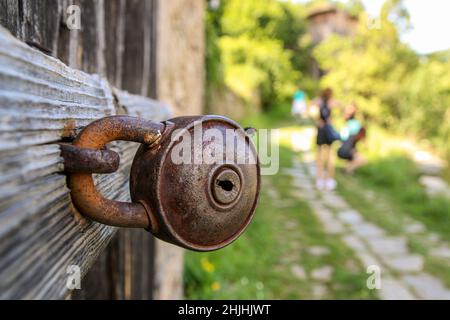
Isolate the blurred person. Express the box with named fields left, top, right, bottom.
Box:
left=338, top=103, right=367, bottom=174
left=312, top=88, right=341, bottom=190
left=291, top=90, right=307, bottom=121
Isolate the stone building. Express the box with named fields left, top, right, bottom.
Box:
left=307, top=3, right=358, bottom=44
left=307, top=3, right=358, bottom=78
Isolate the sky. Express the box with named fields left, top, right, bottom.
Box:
left=362, top=0, right=450, bottom=54
left=291, top=0, right=450, bottom=54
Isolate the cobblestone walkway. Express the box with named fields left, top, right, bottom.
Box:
left=285, top=129, right=450, bottom=300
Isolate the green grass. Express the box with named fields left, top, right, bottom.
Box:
left=184, top=140, right=377, bottom=299
left=239, top=103, right=314, bottom=130
left=184, top=111, right=450, bottom=296
left=336, top=153, right=450, bottom=241
left=334, top=129, right=450, bottom=286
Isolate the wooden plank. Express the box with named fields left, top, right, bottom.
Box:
left=72, top=0, right=161, bottom=299
left=21, top=0, right=62, bottom=56
left=57, top=0, right=74, bottom=67
left=73, top=0, right=161, bottom=299
left=71, top=228, right=156, bottom=300
left=128, top=229, right=155, bottom=299
left=148, top=0, right=158, bottom=99
left=0, top=24, right=115, bottom=148
left=77, top=0, right=98, bottom=74
left=0, top=0, right=21, bottom=38
left=114, top=89, right=171, bottom=120
left=121, top=0, right=147, bottom=95
left=104, top=0, right=125, bottom=87
left=0, top=25, right=171, bottom=299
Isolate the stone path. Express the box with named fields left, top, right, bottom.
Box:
left=397, top=140, right=450, bottom=198
left=284, top=128, right=450, bottom=300
left=419, top=175, right=450, bottom=198
left=398, top=140, right=446, bottom=176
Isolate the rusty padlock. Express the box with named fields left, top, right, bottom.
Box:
left=61, top=115, right=260, bottom=251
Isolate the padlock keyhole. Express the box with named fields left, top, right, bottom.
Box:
left=217, top=179, right=234, bottom=192
left=211, top=168, right=242, bottom=206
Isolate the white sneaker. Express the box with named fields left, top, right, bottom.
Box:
left=325, top=179, right=337, bottom=191
left=316, top=179, right=325, bottom=190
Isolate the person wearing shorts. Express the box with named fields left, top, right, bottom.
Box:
left=313, top=88, right=340, bottom=190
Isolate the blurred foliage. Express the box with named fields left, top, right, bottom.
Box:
left=219, top=35, right=299, bottom=107
left=305, top=0, right=364, bottom=17
left=205, top=2, right=224, bottom=88
left=206, top=0, right=449, bottom=157
left=399, top=58, right=450, bottom=158
left=206, top=0, right=316, bottom=111
left=313, top=0, right=418, bottom=123
left=314, top=0, right=450, bottom=158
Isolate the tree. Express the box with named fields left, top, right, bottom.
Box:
left=209, top=0, right=312, bottom=110
left=314, top=0, right=450, bottom=158
left=313, top=0, right=418, bottom=124
left=400, top=57, right=450, bottom=157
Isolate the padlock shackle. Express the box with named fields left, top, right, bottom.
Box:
left=68, top=116, right=165, bottom=228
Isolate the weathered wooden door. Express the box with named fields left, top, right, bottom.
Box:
left=0, top=0, right=170, bottom=299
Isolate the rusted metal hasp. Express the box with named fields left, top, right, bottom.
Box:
left=60, top=144, right=120, bottom=174
left=67, top=115, right=165, bottom=229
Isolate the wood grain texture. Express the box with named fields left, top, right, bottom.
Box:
left=0, top=25, right=171, bottom=299
left=73, top=0, right=162, bottom=299
left=21, top=0, right=63, bottom=55
left=0, top=0, right=21, bottom=38
left=122, top=0, right=154, bottom=95
left=0, top=24, right=115, bottom=146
